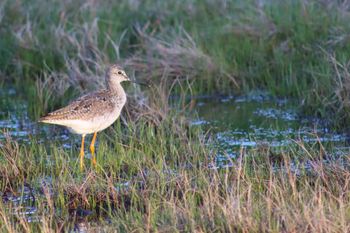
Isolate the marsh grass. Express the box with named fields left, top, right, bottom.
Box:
left=2, top=0, right=350, bottom=232
left=1, top=126, right=350, bottom=232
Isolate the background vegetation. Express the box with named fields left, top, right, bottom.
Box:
left=1, top=0, right=350, bottom=124
left=1, top=0, right=350, bottom=232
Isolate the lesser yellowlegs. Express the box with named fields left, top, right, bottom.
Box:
left=39, top=65, right=133, bottom=169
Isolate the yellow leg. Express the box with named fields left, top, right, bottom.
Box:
left=90, top=132, right=97, bottom=167
left=80, top=135, right=85, bottom=170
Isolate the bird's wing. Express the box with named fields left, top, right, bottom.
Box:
left=39, top=90, right=114, bottom=122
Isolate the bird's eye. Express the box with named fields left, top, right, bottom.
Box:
left=117, top=71, right=122, bottom=75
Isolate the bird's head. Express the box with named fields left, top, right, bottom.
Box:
left=108, top=65, right=130, bottom=83
left=106, top=64, right=149, bottom=90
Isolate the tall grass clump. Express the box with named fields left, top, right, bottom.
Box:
left=304, top=52, right=350, bottom=129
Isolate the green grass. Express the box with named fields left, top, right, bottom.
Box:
left=2, top=0, right=350, bottom=232
left=1, top=0, right=350, bottom=125
left=1, top=121, right=350, bottom=232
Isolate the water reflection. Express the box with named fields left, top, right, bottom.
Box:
left=192, top=92, right=350, bottom=167
left=2, top=184, right=39, bottom=223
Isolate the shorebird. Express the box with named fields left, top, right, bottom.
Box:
left=39, top=65, right=135, bottom=170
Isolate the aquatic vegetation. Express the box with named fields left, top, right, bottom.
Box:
left=1, top=123, right=350, bottom=231
left=1, top=87, right=350, bottom=231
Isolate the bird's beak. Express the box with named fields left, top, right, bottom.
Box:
left=130, top=80, right=150, bottom=87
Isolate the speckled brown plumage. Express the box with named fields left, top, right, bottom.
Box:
left=39, top=90, right=124, bottom=122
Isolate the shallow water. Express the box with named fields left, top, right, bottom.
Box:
left=0, top=87, right=35, bottom=141
left=0, top=86, right=80, bottom=148
left=2, top=87, right=350, bottom=169
left=191, top=92, right=350, bottom=167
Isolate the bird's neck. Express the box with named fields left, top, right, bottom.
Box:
left=107, top=81, right=126, bottom=98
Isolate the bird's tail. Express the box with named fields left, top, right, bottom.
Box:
left=38, top=115, right=58, bottom=124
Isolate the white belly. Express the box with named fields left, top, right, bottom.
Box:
left=60, top=107, right=123, bottom=135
